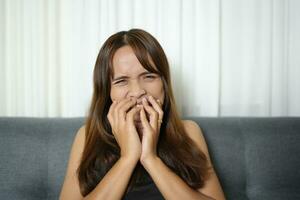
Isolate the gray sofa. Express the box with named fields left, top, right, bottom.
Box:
left=0, top=117, right=299, bottom=200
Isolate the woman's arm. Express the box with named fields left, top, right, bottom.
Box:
left=59, top=126, right=85, bottom=200
left=139, top=97, right=225, bottom=200
left=141, top=120, right=226, bottom=200
left=83, top=157, right=138, bottom=200
left=60, top=99, right=144, bottom=200
left=59, top=126, right=139, bottom=200
left=141, top=157, right=216, bottom=200
left=183, top=120, right=226, bottom=200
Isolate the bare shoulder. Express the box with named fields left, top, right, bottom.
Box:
left=67, top=125, right=86, bottom=168
left=75, top=125, right=86, bottom=145
left=182, top=120, right=211, bottom=163
left=69, top=124, right=86, bottom=167
left=182, top=119, right=202, bottom=132
left=70, top=125, right=86, bottom=154
left=182, top=119, right=203, bottom=139
left=59, top=125, right=86, bottom=200
left=182, top=120, right=226, bottom=199
left=182, top=120, right=206, bottom=150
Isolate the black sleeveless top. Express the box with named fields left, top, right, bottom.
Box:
left=122, top=167, right=165, bottom=200
left=122, top=181, right=164, bottom=200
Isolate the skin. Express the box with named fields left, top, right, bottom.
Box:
left=59, top=45, right=226, bottom=200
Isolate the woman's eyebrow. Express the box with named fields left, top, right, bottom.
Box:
left=112, top=71, right=154, bottom=82
left=112, top=75, right=128, bottom=82
left=139, top=71, right=154, bottom=76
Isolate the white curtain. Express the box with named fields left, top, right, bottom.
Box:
left=0, top=0, right=299, bottom=117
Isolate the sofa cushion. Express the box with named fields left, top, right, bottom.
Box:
left=0, top=117, right=84, bottom=200
left=242, top=118, right=300, bottom=199
left=0, top=118, right=48, bottom=199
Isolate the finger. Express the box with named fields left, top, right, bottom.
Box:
left=140, top=106, right=151, bottom=130
left=156, top=99, right=162, bottom=107
left=114, top=98, right=132, bottom=120
left=107, top=101, right=118, bottom=124
left=119, top=98, right=137, bottom=121
left=147, top=96, right=164, bottom=124
left=142, top=97, right=158, bottom=130
left=127, top=105, right=142, bottom=122
left=107, top=101, right=119, bottom=137
left=115, top=98, right=132, bottom=111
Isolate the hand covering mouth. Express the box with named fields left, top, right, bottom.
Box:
left=133, top=106, right=150, bottom=122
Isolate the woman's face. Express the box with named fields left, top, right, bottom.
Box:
left=110, top=45, right=165, bottom=123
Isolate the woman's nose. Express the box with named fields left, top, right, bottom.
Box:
left=128, top=82, right=146, bottom=98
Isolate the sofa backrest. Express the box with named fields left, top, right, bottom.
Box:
left=188, top=117, right=300, bottom=200
left=0, top=117, right=299, bottom=200
left=0, top=117, right=84, bottom=200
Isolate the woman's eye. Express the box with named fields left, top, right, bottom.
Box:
left=144, top=75, right=156, bottom=80
left=114, top=80, right=126, bottom=85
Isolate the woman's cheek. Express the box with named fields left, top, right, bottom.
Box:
left=148, top=85, right=164, bottom=104
left=110, top=87, right=127, bottom=101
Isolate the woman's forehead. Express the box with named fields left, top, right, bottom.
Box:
left=113, top=51, right=147, bottom=76
left=112, top=46, right=157, bottom=77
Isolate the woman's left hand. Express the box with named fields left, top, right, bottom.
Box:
left=139, top=95, right=163, bottom=164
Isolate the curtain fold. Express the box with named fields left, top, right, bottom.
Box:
left=0, top=0, right=299, bottom=117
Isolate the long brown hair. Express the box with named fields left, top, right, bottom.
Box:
left=77, top=29, right=210, bottom=196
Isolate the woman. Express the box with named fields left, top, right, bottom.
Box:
left=60, top=29, right=226, bottom=200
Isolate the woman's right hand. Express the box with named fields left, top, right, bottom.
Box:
left=107, top=97, right=142, bottom=162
